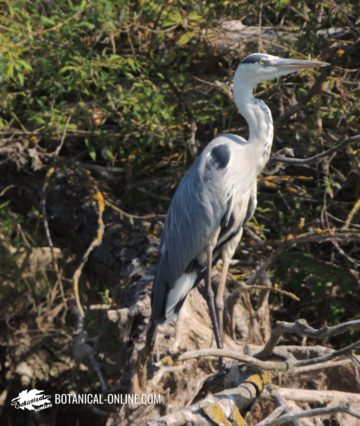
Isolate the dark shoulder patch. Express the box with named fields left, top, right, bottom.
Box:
left=241, top=53, right=264, bottom=64
left=210, top=144, right=230, bottom=169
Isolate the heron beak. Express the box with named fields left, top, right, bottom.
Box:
left=274, top=58, right=330, bottom=72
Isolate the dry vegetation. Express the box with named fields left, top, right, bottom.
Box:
left=0, top=1, right=359, bottom=425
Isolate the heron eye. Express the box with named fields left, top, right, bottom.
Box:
left=259, top=59, right=265, bottom=65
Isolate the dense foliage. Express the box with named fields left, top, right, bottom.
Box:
left=0, top=1, right=359, bottom=424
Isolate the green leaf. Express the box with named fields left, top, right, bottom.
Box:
left=40, top=16, right=56, bottom=26
left=177, top=31, right=195, bottom=46
left=17, top=60, right=32, bottom=72
left=17, top=73, right=24, bottom=86
left=162, top=9, right=183, bottom=28
left=188, top=11, right=203, bottom=22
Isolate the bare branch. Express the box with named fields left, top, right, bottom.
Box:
left=286, top=358, right=353, bottom=375
left=267, top=229, right=360, bottom=249
left=294, top=339, right=360, bottom=368
left=106, top=200, right=165, bottom=222
left=259, top=403, right=360, bottom=426
left=271, top=135, right=360, bottom=165
left=277, top=387, right=360, bottom=405
left=256, top=318, right=360, bottom=359
left=275, top=64, right=332, bottom=130
left=343, top=197, right=360, bottom=229
left=246, top=246, right=284, bottom=285
left=274, top=39, right=360, bottom=130
left=177, top=348, right=288, bottom=371
left=51, top=114, right=72, bottom=156
left=173, top=317, right=360, bottom=374
left=73, top=189, right=105, bottom=318
left=264, top=383, right=301, bottom=426
left=41, top=167, right=66, bottom=306
left=72, top=317, right=108, bottom=393
left=256, top=406, right=287, bottom=426
left=0, top=185, right=14, bottom=197
left=175, top=338, right=360, bottom=372
left=236, top=282, right=299, bottom=301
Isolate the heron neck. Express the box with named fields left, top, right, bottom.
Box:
left=233, top=81, right=274, bottom=173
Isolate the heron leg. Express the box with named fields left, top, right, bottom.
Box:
left=206, top=245, right=225, bottom=370
left=215, top=259, right=230, bottom=345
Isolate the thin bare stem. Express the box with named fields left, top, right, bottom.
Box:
left=256, top=318, right=360, bottom=359
left=271, top=135, right=360, bottom=165
left=259, top=403, right=360, bottom=426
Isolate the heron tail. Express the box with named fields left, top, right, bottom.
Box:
left=152, top=271, right=198, bottom=324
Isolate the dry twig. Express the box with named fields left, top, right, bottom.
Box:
left=72, top=189, right=105, bottom=317
left=51, top=114, right=72, bottom=156
left=175, top=338, right=360, bottom=372
left=276, top=387, right=360, bottom=405
left=271, top=134, right=360, bottom=165
left=41, top=166, right=66, bottom=305
left=259, top=383, right=300, bottom=426
left=259, top=403, right=360, bottom=426
left=106, top=200, right=164, bottom=222
left=256, top=318, right=360, bottom=359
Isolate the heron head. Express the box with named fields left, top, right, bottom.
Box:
left=237, top=53, right=329, bottom=86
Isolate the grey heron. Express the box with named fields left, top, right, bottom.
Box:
left=151, top=53, right=328, bottom=356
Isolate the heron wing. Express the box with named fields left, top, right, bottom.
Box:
left=160, top=157, right=224, bottom=284
left=152, top=136, right=256, bottom=322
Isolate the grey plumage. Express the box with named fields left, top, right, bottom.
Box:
left=152, top=135, right=256, bottom=323
left=151, top=53, right=329, bottom=334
